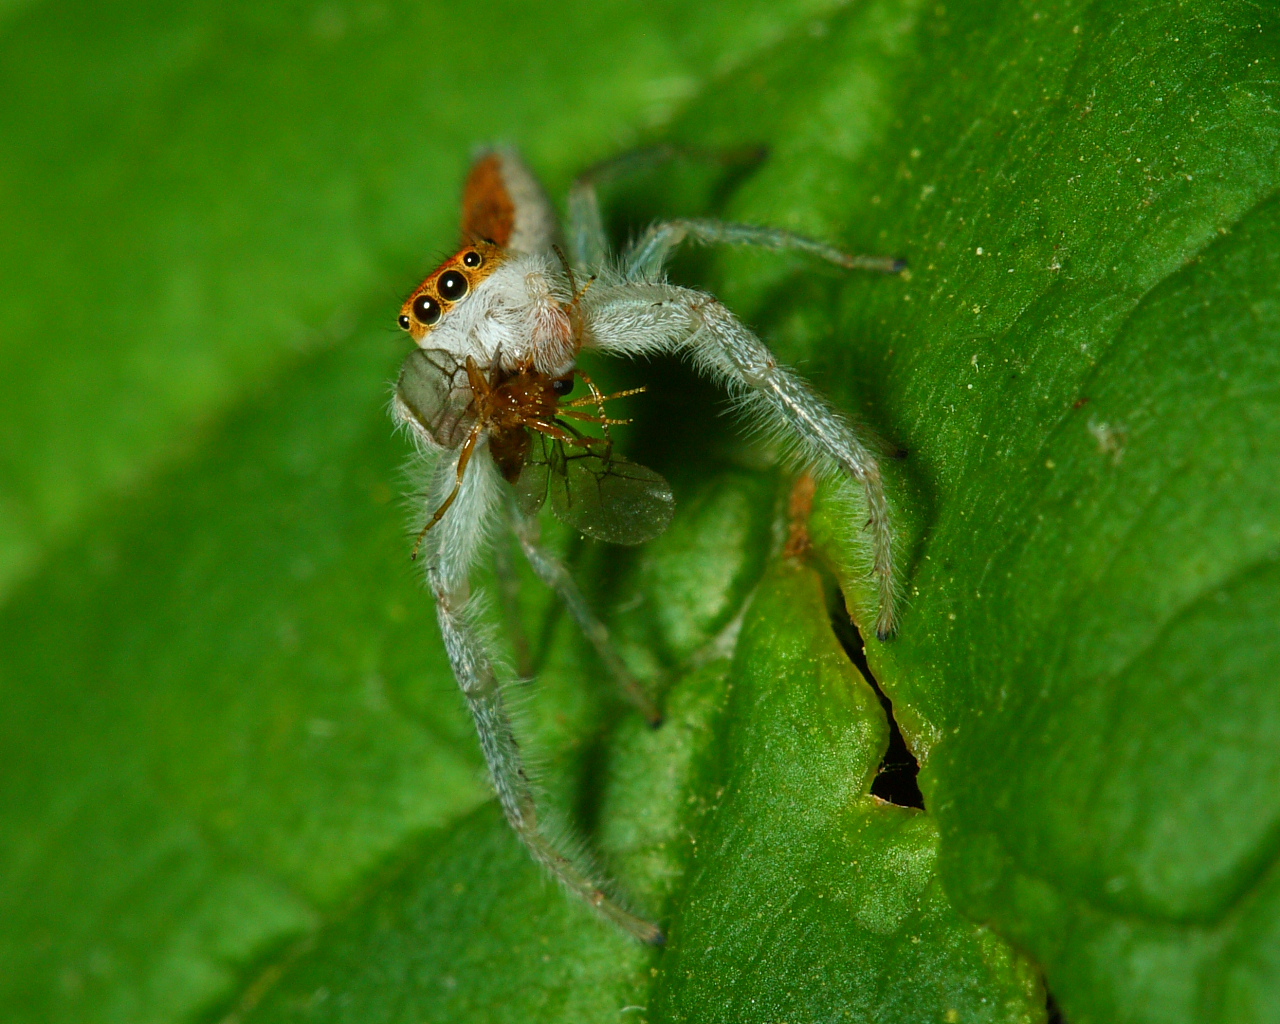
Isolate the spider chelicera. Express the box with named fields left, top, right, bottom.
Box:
left=391, top=148, right=903, bottom=943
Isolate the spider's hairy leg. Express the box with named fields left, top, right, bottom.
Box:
left=411, top=423, right=483, bottom=560
left=418, top=448, right=502, bottom=593
left=491, top=532, right=534, bottom=678
left=583, top=284, right=898, bottom=639
left=566, top=168, right=609, bottom=270
left=622, top=218, right=906, bottom=282
left=567, top=145, right=682, bottom=269
left=566, top=144, right=771, bottom=270
left=421, top=456, right=663, bottom=944
left=508, top=503, right=662, bottom=726
left=430, top=572, right=665, bottom=943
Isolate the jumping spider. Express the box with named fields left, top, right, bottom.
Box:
left=391, top=148, right=902, bottom=943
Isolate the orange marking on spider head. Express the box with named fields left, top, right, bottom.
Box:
left=398, top=240, right=507, bottom=342
left=461, top=153, right=516, bottom=248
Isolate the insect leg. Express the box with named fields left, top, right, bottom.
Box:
left=508, top=503, right=662, bottom=726
left=411, top=423, right=483, bottom=560
left=623, top=219, right=905, bottom=282
left=573, top=368, right=618, bottom=446
left=561, top=375, right=646, bottom=431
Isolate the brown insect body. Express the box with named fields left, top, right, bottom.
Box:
left=465, top=359, right=572, bottom=484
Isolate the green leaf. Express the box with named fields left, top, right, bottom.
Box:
left=651, top=564, right=1042, bottom=1022
left=231, top=660, right=733, bottom=1024
left=0, top=336, right=486, bottom=1022
left=700, top=3, right=1277, bottom=1022
left=235, top=568, right=1039, bottom=1024
left=233, top=802, right=653, bottom=1024
left=4, top=0, right=1277, bottom=1022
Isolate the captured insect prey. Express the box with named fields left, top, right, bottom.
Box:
left=390, top=146, right=904, bottom=943
left=395, top=348, right=674, bottom=551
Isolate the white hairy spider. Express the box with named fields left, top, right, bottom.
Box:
left=391, top=148, right=902, bottom=943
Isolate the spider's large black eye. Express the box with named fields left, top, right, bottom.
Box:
left=412, top=294, right=441, bottom=326
left=462, top=250, right=482, bottom=268
left=438, top=270, right=469, bottom=301
left=397, top=314, right=411, bottom=331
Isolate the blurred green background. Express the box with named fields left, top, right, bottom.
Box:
left=2, top=2, right=1278, bottom=1023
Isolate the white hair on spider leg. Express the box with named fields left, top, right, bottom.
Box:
left=576, top=278, right=898, bottom=638
left=420, top=449, right=504, bottom=597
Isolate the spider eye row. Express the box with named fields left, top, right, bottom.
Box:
left=399, top=250, right=483, bottom=331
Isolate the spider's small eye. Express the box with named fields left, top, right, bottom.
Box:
left=412, top=294, right=442, bottom=326
left=462, top=250, right=482, bottom=268
left=551, top=377, right=574, bottom=396
left=438, top=270, right=469, bottom=301
left=397, top=314, right=411, bottom=331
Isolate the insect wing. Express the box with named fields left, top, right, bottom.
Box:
left=549, top=442, right=675, bottom=545
left=395, top=348, right=475, bottom=449
left=510, top=433, right=552, bottom=517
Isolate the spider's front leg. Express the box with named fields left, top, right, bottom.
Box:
left=582, top=284, right=899, bottom=639
left=420, top=454, right=664, bottom=944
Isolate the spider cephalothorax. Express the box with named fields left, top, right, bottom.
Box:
left=390, top=147, right=903, bottom=943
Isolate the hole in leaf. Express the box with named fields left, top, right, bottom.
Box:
left=826, top=584, right=924, bottom=809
